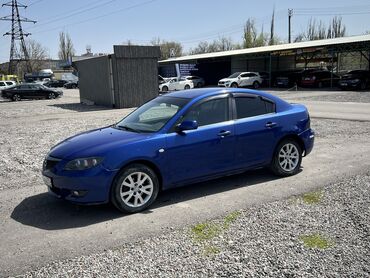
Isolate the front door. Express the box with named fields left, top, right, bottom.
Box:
left=165, top=95, right=235, bottom=186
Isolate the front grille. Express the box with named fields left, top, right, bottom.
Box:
left=43, top=156, right=61, bottom=171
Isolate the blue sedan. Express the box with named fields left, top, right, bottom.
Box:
left=42, top=88, right=314, bottom=213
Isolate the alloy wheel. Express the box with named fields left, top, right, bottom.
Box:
left=278, top=143, right=299, bottom=172
left=119, top=172, right=154, bottom=208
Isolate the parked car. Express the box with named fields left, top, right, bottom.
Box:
left=0, top=80, right=16, bottom=92
left=44, top=80, right=68, bottom=88
left=64, top=81, right=78, bottom=89
left=158, top=75, right=166, bottom=85
left=159, top=76, right=205, bottom=91
left=42, top=88, right=315, bottom=213
left=301, top=70, right=340, bottom=88
left=1, top=83, right=63, bottom=101
left=338, top=70, right=370, bottom=90
left=274, top=69, right=318, bottom=88
left=258, top=71, right=270, bottom=87
left=218, top=72, right=263, bottom=89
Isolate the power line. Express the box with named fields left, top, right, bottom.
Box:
left=32, top=0, right=159, bottom=35
left=29, top=0, right=120, bottom=31
left=28, top=0, right=45, bottom=7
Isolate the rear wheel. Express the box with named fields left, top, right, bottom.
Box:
left=111, top=164, right=159, bottom=213
left=184, top=84, right=190, bottom=90
left=253, top=81, right=260, bottom=89
left=270, top=139, right=302, bottom=177
left=162, top=86, right=168, bottom=92
left=12, top=94, right=21, bottom=101
left=318, top=81, right=323, bottom=88
left=196, top=82, right=202, bottom=88
left=360, top=81, right=366, bottom=90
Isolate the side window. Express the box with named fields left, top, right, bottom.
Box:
left=235, top=97, right=275, bottom=119
left=183, top=98, right=229, bottom=127
left=0, top=82, right=5, bottom=87
left=240, top=73, right=249, bottom=78
left=5, top=82, right=13, bottom=86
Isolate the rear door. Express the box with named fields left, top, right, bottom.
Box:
left=232, top=93, right=279, bottom=168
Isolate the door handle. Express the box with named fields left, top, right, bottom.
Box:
left=265, top=122, right=277, bottom=128
left=218, top=130, right=231, bottom=138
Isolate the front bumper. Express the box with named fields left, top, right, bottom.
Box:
left=338, top=81, right=360, bottom=89
left=42, top=163, right=118, bottom=204
left=299, top=128, right=315, bottom=156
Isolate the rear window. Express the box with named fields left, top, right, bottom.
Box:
left=235, top=97, right=275, bottom=119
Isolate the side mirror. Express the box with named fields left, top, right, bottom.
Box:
left=176, top=120, right=198, bottom=133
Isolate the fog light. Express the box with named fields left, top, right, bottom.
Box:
left=71, top=190, right=87, bottom=197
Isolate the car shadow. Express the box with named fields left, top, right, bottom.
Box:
left=48, top=103, right=110, bottom=112
left=11, top=168, right=284, bottom=230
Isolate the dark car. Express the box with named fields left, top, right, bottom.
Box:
left=1, top=83, right=63, bottom=101
left=44, top=80, right=68, bottom=88
left=338, top=70, right=370, bottom=90
left=258, top=71, right=270, bottom=87
left=275, top=69, right=318, bottom=88
left=301, top=70, right=340, bottom=88
left=42, top=88, right=314, bottom=213
left=63, top=81, right=78, bottom=89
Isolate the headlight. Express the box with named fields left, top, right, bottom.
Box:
left=64, top=157, right=103, bottom=171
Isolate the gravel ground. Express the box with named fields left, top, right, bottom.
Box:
left=19, top=173, right=370, bottom=278
left=281, top=90, right=370, bottom=103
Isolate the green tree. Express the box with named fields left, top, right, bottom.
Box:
left=243, top=18, right=257, bottom=48
left=151, top=37, right=183, bottom=60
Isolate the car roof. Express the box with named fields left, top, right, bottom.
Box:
left=164, top=87, right=287, bottom=103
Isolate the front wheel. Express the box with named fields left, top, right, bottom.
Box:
left=231, top=83, right=238, bottom=88
left=48, top=92, right=56, bottom=99
left=253, top=81, right=260, bottom=89
left=111, top=164, right=159, bottom=213
left=270, top=139, right=302, bottom=177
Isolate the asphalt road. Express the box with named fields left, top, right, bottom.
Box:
left=1, top=89, right=370, bottom=276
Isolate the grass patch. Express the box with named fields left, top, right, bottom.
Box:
left=191, top=222, right=221, bottom=242
left=223, top=211, right=241, bottom=229
left=301, top=190, right=323, bottom=204
left=203, top=245, right=220, bottom=256
left=299, top=234, right=333, bottom=249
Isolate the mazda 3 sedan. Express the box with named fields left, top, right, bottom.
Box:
left=42, top=88, right=314, bottom=213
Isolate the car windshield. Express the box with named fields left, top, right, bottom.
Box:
left=228, top=72, right=241, bottom=78
left=115, top=96, right=189, bottom=133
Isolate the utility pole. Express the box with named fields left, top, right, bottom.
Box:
left=0, top=0, right=36, bottom=74
left=288, top=9, right=293, bottom=43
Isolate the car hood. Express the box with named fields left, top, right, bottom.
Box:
left=219, top=78, right=235, bottom=82
left=49, top=126, right=152, bottom=159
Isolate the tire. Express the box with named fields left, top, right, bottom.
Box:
left=162, top=86, right=168, bottom=92
left=184, top=84, right=190, bottom=90
left=48, top=92, right=56, bottom=99
left=270, top=139, right=302, bottom=177
left=231, top=83, right=238, bottom=88
left=253, top=81, right=260, bottom=89
left=318, top=81, right=323, bottom=88
left=71, top=84, right=77, bottom=89
left=12, top=94, right=21, bottom=101
left=111, top=164, right=160, bottom=213
left=360, top=81, right=366, bottom=90
left=196, top=83, right=202, bottom=88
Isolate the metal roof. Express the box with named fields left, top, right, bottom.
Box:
left=159, top=34, right=370, bottom=63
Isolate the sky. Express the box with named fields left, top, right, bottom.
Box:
left=0, top=0, right=369, bottom=63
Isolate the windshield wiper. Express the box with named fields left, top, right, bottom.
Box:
left=115, top=125, right=141, bottom=133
